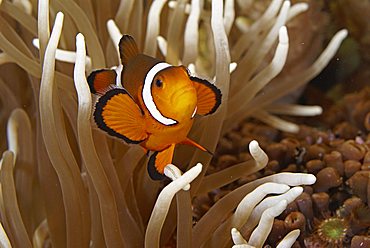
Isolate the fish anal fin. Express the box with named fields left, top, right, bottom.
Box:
left=147, top=152, right=166, bottom=180
left=87, top=69, right=117, bottom=94
left=119, top=35, right=140, bottom=67
left=147, top=144, right=175, bottom=180
left=94, top=88, right=148, bottom=143
left=180, top=138, right=213, bottom=155
left=191, top=76, right=222, bottom=116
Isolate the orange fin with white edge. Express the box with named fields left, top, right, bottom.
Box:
left=190, top=76, right=222, bottom=116
left=119, top=35, right=140, bottom=67
left=147, top=144, right=175, bottom=180
left=180, top=138, right=213, bottom=155
left=87, top=69, right=117, bottom=94
left=94, top=88, right=148, bottom=144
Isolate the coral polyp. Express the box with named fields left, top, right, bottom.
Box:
left=316, top=217, right=349, bottom=247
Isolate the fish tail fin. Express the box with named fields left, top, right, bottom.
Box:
left=181, top=138, right=213, bottom=156
left=119, top=35, right=139, bottom=67
left=87, top=69, right=117, bottom=94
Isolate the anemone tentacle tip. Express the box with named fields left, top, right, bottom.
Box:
left=307, top=174, right=317, bottom=184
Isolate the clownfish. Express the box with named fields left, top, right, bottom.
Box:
left=87, top=35, right=221, bottom=180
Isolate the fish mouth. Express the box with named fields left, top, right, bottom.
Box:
left=169, top=88, right=196, bottom=119
left=172, top=87, right=195, bottom=101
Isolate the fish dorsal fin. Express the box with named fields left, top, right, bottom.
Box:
left=119, top=35, right=139, bottom=67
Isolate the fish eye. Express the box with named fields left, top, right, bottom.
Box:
left=155, top=79, right=163, bottom=88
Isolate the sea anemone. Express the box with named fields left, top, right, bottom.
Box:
left=0, top=0, right=347, bottom=247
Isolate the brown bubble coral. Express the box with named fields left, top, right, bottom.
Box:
left=0, top=0, right=347, bottom=247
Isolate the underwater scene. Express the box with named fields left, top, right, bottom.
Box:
left=0, top=0, right=369, bottom=247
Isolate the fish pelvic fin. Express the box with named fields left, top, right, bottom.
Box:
left=119, top=35, right=139, bottom=67
left=147, top=144, right=175, bottom=180
left=180, top=138, right=213, bottom=156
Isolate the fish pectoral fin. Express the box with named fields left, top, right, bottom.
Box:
left=147, top=144, right=175, bottom=180
left=94, top=88, right=148, bottom=144
left=180, top=138, right=213, bottom=156
left=87, top=69, right=117, bottom=94
left=119, top=35, right=139, bottom=67
left=190, top=76, right=222, bottom=116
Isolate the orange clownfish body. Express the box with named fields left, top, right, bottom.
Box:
left=87, top=35, right=221, bottom=180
